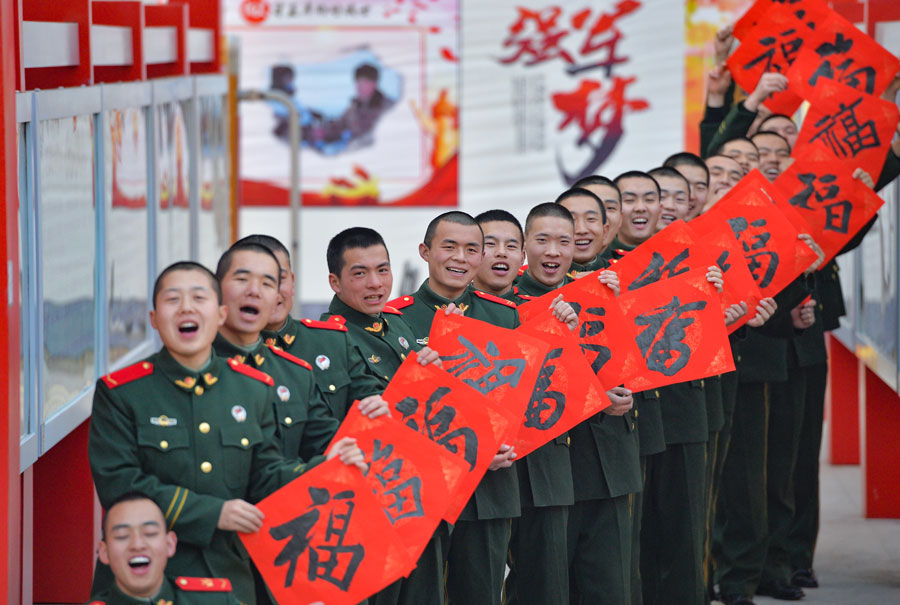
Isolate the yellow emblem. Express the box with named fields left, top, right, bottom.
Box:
left=458, top=303, right=469, bottom=312
left=174, top=376, right=196, bottom=390
left=284, top=334, right=296, bottom=345
left=254, top=353, right=265, bottom=366
left=156, top=599, right=173, bottom=605
left=202, top=578, right=214, bottom=587
left=368, top=354, right=381, bottom=364
left=203, top=372, right=218, bottom=386
left=264, top=337, right=277, bottom=347
left=365, top=321, right=383, bottom=333
left=233, top=354, right=246, bottom=364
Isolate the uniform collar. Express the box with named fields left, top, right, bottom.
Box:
left=328, top=295, right=391, bottom=335
left=102, top=576, right=177, bottom=605
left=213, top=333, right=268, bottom=368
left=415, top=279, right=472, bottom=312
left=516, top=269, right=567, bottom=297
left=262, top=315, right=299, bottom=349
left=610, top=236, right=637, bottom=253
left=156, top=347, right=221, bottom=395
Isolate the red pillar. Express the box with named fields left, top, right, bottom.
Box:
left=863, top=368, right=900, bottom=518
left=828, top=335, right=860, bottom=464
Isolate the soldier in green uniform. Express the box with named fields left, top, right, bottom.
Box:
left=320, top=227, right=444, bottom=605
left=663, top=152, right=710, bottom=222
left=92, top=492, right=240, bottom=604
left=572, top=176, right=623, bottom=268
left=89, top=262, right=365, bottom=604
left=472, top=209, right=526, bottom=297
left=552, top=177, right=613, bottom=273
left=241, top=234, right=386, bottom=421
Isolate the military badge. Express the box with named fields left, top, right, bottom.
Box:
left=231, top=405, right=247, bottom=422
left=150, top=415, right=177, bottom=427
left=316, top=354, right=330, bottom=370
left=398, top=336, right=409, bottom=349
left=416, top=337, right=429, bottom=346
left=368, top=354, right=381, bottom=364
left=365, top=321, right=384, bottom=333
left=277, top=385, right=290, bottom=402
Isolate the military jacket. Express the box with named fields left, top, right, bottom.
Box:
left=262, top=315, right=383, bottom=419
left=89, top=576, right=239, bottom=605
left=388, top=280, right=521, bottom=521
left=705, top=374, right=725, bottom=433
left=503, top=271, right=575, bottom=508
left=570, top=252, right=610, bottom=274
left=88, top=348, right=304, bottom=605
left=213, top=334, right=337, bottom=464
left=321, top=295, right=422, bottom=387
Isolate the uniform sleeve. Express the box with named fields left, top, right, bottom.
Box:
left=705, top=101, right=757, bottom=158
left=299, top=380, right=340, bottom=464
left=876, top=147, right=900, bottom=192
left=88, top=381, right=225, bottom=548
left=346, top=336, right=385, bottom=400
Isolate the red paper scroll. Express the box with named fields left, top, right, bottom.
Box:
left=618, top=269, right=735, bottom=391
left=518, top=271, right=643, bottom=387
left=329, top=406, right=467, bottom=560
left=513, top=309, right=611, bottom=458
left=381, top=353, right=516, bottom=523
left=733, top=0, right=829, bottom=41
left=241, top=458, right=412, bottom=605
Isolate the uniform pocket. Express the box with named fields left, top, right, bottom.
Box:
left=272, top=401, right=309, bottom=458
left=136, top=425, right=191, bottom=483
left=220, top=424, right=263, bottom=490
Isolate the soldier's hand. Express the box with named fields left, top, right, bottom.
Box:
left=444, top=302, right=465, bottom=316
left=724, top=301, right=748, bottom=326
left=358, top=394, right=390, bottom=419
left=707, top=64, right=733, bottom=106
left=791, top=299, right=816, bottom=329
left=745, top=72, right=788, bottom=112
left=327, top=437, right=368, bottom=473
left=489, top=444, right=516, bottom=470
left=603, top=386, right=633, bottom=416
left=598, top=269, right=620, bottom=296
left=218, top=499, right=264, bottom=534
left=853, top=167, right=875, bottom=189
left=799, top=234, right=825, bottom=274
left=417, top=346, right=442, bottom=368
left=714, top=23, right=735, bottom=65
left=706, top=265, right=724, bottom=293
left=748, top=297, right=777, bottom=327
left=550, top=295, right=579, bottom=332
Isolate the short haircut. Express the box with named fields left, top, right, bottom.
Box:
left=475, top=209, right=524, bottom=243
left=758, top=113, right=796, bottom=131
left=752, top=130, right=792, bottom=151
left=648, top=166, right=690, bottom=190
left=555, top=187, right=607, bottom=223
left=707, top=154, right=743, bottom=167
left=216, top=239, right=283, bottom=284
left=152, top=261, right=221, bottom=309
left=102, top=492, right=164, bottom=540
left=663, top=152, right=710, bottom=184
left=614, top=170, right=661, bottom=196
left=240, top=234, right=290, bottom=267
left=423, top=211, right=482, bottom=248
left=354, top=63, right=379, bottom=81
left=525, top=202, right=575, bottom=235
left=326, top=227, right=388, bottom=275
left=572, top=175, right=617, bottom=191
left=715, top=135, right=758, bottom=155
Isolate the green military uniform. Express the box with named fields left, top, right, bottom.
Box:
left=391, top=280, right=521, bottom=605
left=262, top=315, right=383, bottom=420
left=89, top=348, right=305, bottom=604
left=213, top=334, right=338, bottom=464
left=570, top=252, right=609, bottom=274
left=502, top=271, right=576, bottom=605
left=705, top=100, right=757, bottom=158
left=320, top=296, right=438, bottom=605
left=89, top=576, right=240, bottom=605
left=699, top=80, right=737, bottom=158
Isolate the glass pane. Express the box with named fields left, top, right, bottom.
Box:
left=197, top=95, right=231, bottom=269
left=156, top=101, right=191, bottom=271
left=17, top=123, right=27, bottom=436
left=38, top=115, right=95, bottom=419
left=105, top=108, right=149, bottom=364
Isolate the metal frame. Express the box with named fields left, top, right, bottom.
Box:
left=15, top=74, right=230, bottom=469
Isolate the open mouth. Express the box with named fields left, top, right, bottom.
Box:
left=491, top=262, right=509, bottom=273
left=574, top=238, right=593, bottom=249
left=764, top=167, right=780, bottom=181
left=177, top=321, right=198, bottom=334
left=128, top=555, right=151, bottom=573
left=239, top=305, right=260, bottom=316
left=446, top=267, right=468, bottom=277
left=659, top=212, right=676, bottom=224
left=542, top=262, right=561, bottom=273
left=632, top=217, right=648, bottom=229
left=363, top=294, right=383, bottom=304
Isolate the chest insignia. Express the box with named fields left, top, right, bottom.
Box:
left=231, top=405, right=247, bottom=423
left=277, top=385, right=291, bottom=402
left=283, top=333, right=296, bottom=345
left=232, top=354, right=246, bottom=364
left=416, top=337, right=429, bottom=346
left=150, top=415, right=177, bottom=427
left=316, top=354, right=330, bottom=370
left=174, top=376, right=196, bottom=390
left=253, top=353, right=265, bottom=366
left=202, top=373, right=218, bottom=387
left=264, top=337, right=277, bottom=347
left=365, top=321, right=383, bottom=333
left=368, top=354, right=381, bottom=364
left=398, top=336, right=409, bottom=349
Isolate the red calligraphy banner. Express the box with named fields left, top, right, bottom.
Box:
left=618, top=268, right=734, bottom=391
left=381, top=352, right=517, bottom=523
left=733, top=0, right=829, bottom=41
left=792, top=78, right=900, bottom=179
left=513, top=309, right=611, bottom=458
left=241, top=458, right=412, bottom=605
left=329, top=406, right=467, bottom=561
left=518, top=271, right=643, bottom=388
left=774, top=148, right=884, bottom=264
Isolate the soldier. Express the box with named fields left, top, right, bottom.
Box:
left=91, top=491, right=239, bottom=604
left=716, top=136, right=760, bottom=175
left=555, top=178, right=613, bottom=273
left=472, top=209, right=526, bottom=297
left=242, top=234, right=385, bottom=421
left=572, top=176, right=623, bottom=262
left=88, top=261, right=365, bottom=604
left=663, top=152, right=710, bottom=221
left=750, top=131, right=791, bottom=183
left=320, top=227, right=443, bottom=605
left=648, top=167, right=691, bottom=231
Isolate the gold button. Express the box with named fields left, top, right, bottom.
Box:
left=737, top=355, right=742, bottom=363
left=566, top=436, right=571, bottom=446
left=631, top=422, right=636, bottom=430
left=701, top=379, right=705, bottom=387
left=401, top=353, right=406, bottom=360
left=142, top=362, right=151, bottom=370
left=654, top=390, right=660, bottom=397
left=160, top=440, right=168, bottom=450
left=179, top=578, right=188, bottom=586
left=384, top=375, right=389, bottom=380
left=199, top=422, right=210, bottom=434
left=201, top=461, right=212, bottom=473
left=241, top=437, right=249, bottom=447
left=329, top=384, right=336, bottom=392
left=634, top=410, right=639, bottom=418
left=284, top=416, right=293, bottom=425
left=194, top=385, right=204, bottom=396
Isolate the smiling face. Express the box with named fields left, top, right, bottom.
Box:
left=617, top=176, right=661, bottom=246
left=704, top=155, right=744, bottom=211
left=720, top=139, right=759, bottom=175
left=150, top=269, right=226, bottom=370
left=98, top=498, right=176, bottom=599
left=655, top=175, right=690, bottom=231
left=581, top=183, right=621, bottom=249
left=753, top=133, right=791, bottom=182
left=474, top=220, right=524, bottom=295
left=760, top=115, right=798, bottom=148
left=218, top=250, right=280, bottom=346
left=419, top=220, right=484, bottom=299
left=267, top=249, right=294, bottom=331
left=559, top=192, right=610, bottom=263
left=525, top=215, right=575, bottom=286
left=329, top=244, right=393, bottom=316
left=672, top=164, right=709, bottom=220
